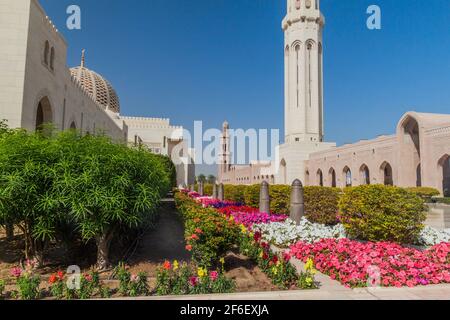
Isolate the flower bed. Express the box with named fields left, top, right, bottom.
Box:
left=290, top=239, right=450, bottom=288
left=175, top=191, right=319, bottom=290
left=253, top=218, right=346, bottom=247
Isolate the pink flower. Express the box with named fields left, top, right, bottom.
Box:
left=209, top=271, right=219, bottom=281
left=10, top=267, right=22, bottom=278
left=189, top=276, right=198, bottom=287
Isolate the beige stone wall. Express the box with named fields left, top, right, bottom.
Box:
left=0, top=0, right=127, bottom=141
left=0, top=0, right=30, bottom=127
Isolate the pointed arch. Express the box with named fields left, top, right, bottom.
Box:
left=36, top=96, right=53, bottom=132
left=438, top=155, right=450, bottom=197
left=328, top=167, right=336, bottom=187
left=343, top=166, right=352, bottom=187
left=317, top=169, right=323, bottom=187
left=359, top=164, right=370, bottom=185
left=380, top=161, right=393, bottom=186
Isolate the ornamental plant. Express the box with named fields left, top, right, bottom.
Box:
left=406, top=187, right=440, bottom=201
left=114, top=263, right=149, bottom=297
left=48, top=271, right=65, bottom=299
left=11, top=265, right=41, bottom=300
left=155, top=260, right=235, bottom=296
left=175, top=192, right=239, bottom=268
left=304, top=186, right=341, bottom=225
left=297, top=259, right=319, bottom=289
left=339, top=185, right=426, bottom=244
left=290, top=239, right=450, bottom=288
left=0, top=279, right=5, bottom=298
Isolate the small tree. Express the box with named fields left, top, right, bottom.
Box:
left=54, top=132, right=171, bottom=270
left=207, top=175, right=216, bottom=184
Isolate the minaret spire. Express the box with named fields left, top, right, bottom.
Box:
left=81, top=49, right=85, bottom=68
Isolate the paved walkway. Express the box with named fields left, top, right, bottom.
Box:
left=128, top=198, right=190, bottom=264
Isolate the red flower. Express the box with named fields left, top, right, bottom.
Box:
left=189, top=276, right=198, bottom=287
left=195, top=228, right=203, bottom=234
left=163, top=260, right=172, bottom=270
left=262, top=252, right=269, bottom=260
left=186, top=245, right=193, bottom=251
left=191, top=234, right=199, bottom=240
left=282, top=252, right=291, bottom=262
left=253, top=232, right=262, bottom=242
left=49, top=274, right=58, bottom=284
left=57, top=270, right=64, bottom=280
left=84, top=274, right=92, bottom=282
left=272, top=255, right=279, bottom=264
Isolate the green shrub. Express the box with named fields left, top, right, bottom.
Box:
left=224, top=185, right=246, bottom=203
left=304, top=187, right=341, bottom=225
left=431, top=197, right=450, bottom=205
left=203, top=184, right=213, bottom=196
left=243, top=185, right=260, bottom=208
left=339, top=185, right=427, bottom=244
left=175, top=192, right=239, bottom=268
left=268, top=185, right=291, bottom=215
left=406, top=187, right=440, bottom=201
left=0, top=279, right=5, bottom=298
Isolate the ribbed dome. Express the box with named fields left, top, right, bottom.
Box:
left=70, top=50, right=120, bottom=113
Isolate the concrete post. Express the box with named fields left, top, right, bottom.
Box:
left=259, top=181, right=270, bottom=214
left=212, top=184, right=218, bottom=199
left=218, top=183, right=224, bottom=201
left=199, top=181, right=204, bottom=196
left=290, top=179, right=305, bottom=225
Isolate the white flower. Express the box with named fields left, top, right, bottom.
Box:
left=418, top=226, right=450, bottom=246
left=252, top=218, right=347, bottom=247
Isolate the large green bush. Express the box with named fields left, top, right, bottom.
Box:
left=0, top=129, right=173, bottom=269
left=406, top=187, right=440, bottom=202
left=304, top=187, right=341, bottom=225
left=224, top=185, right=246, bottom=203
left=339, top=185, right=427, bottom=244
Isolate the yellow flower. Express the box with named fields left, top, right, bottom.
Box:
left=219, top=257, right=225, bottom=265
left=173, top=260, right=179, bottom=271
left=240, top=224, right=247, bottom=234
left=271, top=266, right=278, bottom=275
left=197, top=267, right=207, bottom=278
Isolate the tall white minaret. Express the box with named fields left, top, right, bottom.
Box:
left=283, top=0, right=325, bottom=143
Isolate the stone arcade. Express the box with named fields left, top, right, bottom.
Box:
left=218, top=0, right=450, bottom=196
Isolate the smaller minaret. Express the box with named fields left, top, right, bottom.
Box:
left=81, top=49, right=86, bottom=68
left=218, top=121, right=231, bottom=182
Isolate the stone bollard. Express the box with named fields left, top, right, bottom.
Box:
left=259, top=181, right=270, bottom=214
left=182, top=183, right=187, bottom=190
left=199, top=181, right=204, bottom=196
left=290, top=179, right=305, bottom=225
left=218, top=183, right=224, bottom=201
left=6, top=223, right=14, bottom=241
left=212, top=184, right=218, bottom=199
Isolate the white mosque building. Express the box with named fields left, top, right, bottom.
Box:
left=218, top=0, right=450, bottom=197
left=0, top=0, right=195, bottom=186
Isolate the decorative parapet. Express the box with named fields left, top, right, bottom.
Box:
left=425, top=125, right=450, bottom=136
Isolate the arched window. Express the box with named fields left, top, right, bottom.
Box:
left=36, top=96, right=53, bottom=132
left=305, top=170, right=310, bottom=186
left=360, top=164, right=370, bottom=185
left=329, top=168, right=336, bottom=187
left=295, top=44, right=301, bottom=108
left=70, top=121, right=77, bottom=130
left=380, top=162, right=393, bottom=186
left=416, top=164, right=422, bottom=187
left=44, top=41, right=50, bottom=65
left=343, top=166, right=352, bottom=187
left=280, top=159, right=287, bottom=185
left=317, top=169, right=323, bottom=187
left=439, top=155, right=450, bottom=197
left=50, top=47, right=55, bottom=70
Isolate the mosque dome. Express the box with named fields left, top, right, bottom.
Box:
left=70, top=50, right=120, bottom=113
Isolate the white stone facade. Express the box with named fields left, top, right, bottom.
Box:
left=0, top=0, right=195, bottom=187
left=218, top=0, right=450, bottom=196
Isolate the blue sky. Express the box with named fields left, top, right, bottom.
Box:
left=40, top=0, right=450, bottom=174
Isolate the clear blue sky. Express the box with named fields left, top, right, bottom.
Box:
left=41, top=0, right=450, bottom=174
